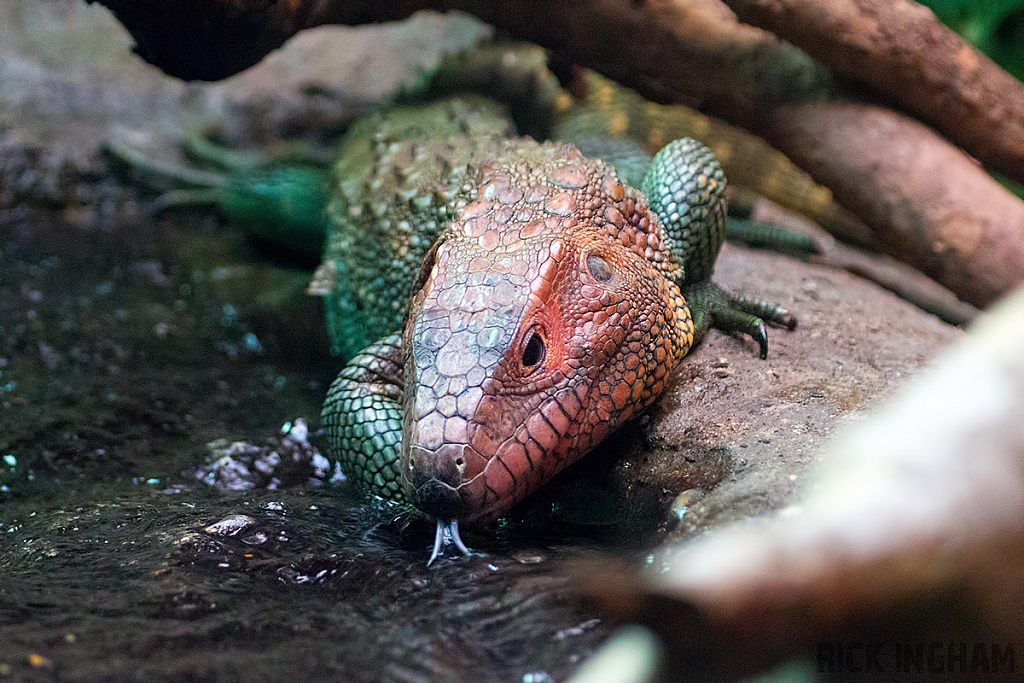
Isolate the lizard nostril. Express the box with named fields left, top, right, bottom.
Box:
left=521, top=329, right=546, bottom=371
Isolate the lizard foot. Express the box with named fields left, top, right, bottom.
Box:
left=685, top=281, right=796, bottom=360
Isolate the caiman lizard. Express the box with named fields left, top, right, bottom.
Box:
left=313, top=98, right=795, bottom=562
left=110, top=51, right=798, bottom=563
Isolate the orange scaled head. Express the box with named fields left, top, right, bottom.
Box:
left=400, top=142, right=694, bottom=524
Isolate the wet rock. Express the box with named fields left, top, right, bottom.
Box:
left=204, top=513, right=256, bottom=536
left=512, top=550, right=547, bottom=565
left=196, top=418, right=338, bottom=491
left=581, top=287, right=1024, bottom=681
left=668, top=488, right=705, bottom=524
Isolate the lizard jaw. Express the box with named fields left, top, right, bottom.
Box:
left=405, top=442, right=487, bottom=520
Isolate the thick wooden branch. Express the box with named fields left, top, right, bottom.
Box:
left=764, top=102, right=1024, bottom=307
left=415, top=0, right=1024, bottom=305
left=90, top=0, right=319, bottom=80
left=423, top=0, right=839, bottom=126
left=107, top=0, right=1024, bottom=185
left=91, top=0, right=426, bottom=80
left=719, top=0, right=1024, bottom=189
left=92, top=0, right=1024, bottom=306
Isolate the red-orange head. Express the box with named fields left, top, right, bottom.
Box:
left=400, top=142, right=694, bottom=524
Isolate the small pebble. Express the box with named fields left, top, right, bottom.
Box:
left=670, top=488, right=706, bottom=521
left=28, top=653, right=52, bottom=668
left=512, top=550, right=546, bottom=565
left=204, top=514, right=256, bottom=536
left=241, top=531, right=268, bottom=545
left=523, top=673, right=553, bottom=683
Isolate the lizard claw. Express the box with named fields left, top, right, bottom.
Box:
left=426, top=519, right=472, bottom=566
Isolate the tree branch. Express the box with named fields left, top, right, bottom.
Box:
left=719, top=0, right=1024, bottom=188
left=762, top=102, right=1024, bottom=308
left=90, top=0, right=320, bottom=80
left=91, top=0, right=1024, bottom=306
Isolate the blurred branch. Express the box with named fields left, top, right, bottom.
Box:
left=763, top=101, right=1024, bottom=308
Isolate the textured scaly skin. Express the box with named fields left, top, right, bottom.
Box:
left=102, top=47, right=801, bottom=529
left=319, top=98, right=792, bottom=525
left=104, top=46, right=805, bottom=531
left=554, top=71, right=876, bottom=247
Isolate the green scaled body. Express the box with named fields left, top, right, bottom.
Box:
left=318, top=97, right=514, bottom=359
left=317, top=105, right=795, bottom=504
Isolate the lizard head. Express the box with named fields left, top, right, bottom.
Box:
left=400, top=142, right=694, bottom=525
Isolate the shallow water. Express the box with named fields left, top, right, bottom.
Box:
left=0, top=204, right=635, bottom=681
left=2, top=485, right=615, bottom=682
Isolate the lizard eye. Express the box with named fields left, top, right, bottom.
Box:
left=521, top=328, right=546, bottom=371
left=586, top=254, right=615, bottom=284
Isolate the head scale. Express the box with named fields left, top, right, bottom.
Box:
left=400, top=142, right=694, bottom=524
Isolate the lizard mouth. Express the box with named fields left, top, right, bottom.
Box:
left=406, top=443, right=482, bottom=565
left=413, top=477, right=463, bottom=517
left=427, top=519, right=471, bottom=566
left=406, top=442, right=486, bottom=520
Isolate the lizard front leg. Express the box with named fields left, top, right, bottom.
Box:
left=321, top=334, right=406, bottom=502
left=682, top=282, right=797, bottom=360
left=642, top=138, right=796, bottom=358
left=322, top=334, right=473, bottom=562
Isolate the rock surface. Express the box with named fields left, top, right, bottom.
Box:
left=580, top=287, right=1024, bottom=683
